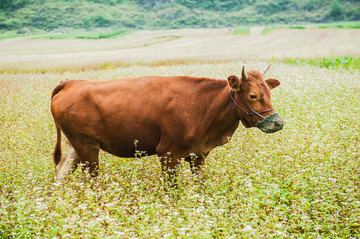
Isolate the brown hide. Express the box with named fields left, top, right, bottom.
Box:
left=51, top=70, right=281, bottom=179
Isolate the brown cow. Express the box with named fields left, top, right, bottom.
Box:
left=51, top=65, right=284, bottom=181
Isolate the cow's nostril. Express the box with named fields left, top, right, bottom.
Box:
left=275, top=120, right=284, bottom=127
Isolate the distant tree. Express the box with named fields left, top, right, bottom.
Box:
left=303, top=0, right=316, bottom=11
left=329, top=0, right=344, bottom=20
left=355, top=7, right=360, bottom=20
left=0, top=0, right=27, bottom=10
left=136, top=0, right=174, bottom=8
left=91, top=16, right=112, bottom=27
left=0, top=0, right=10, bottom=9
left=86, top=0, right=123, bottom=5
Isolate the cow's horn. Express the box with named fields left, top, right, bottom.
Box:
left=260, top=64, right=271, bottom=76
left=242, top=66, right=248, bottom=80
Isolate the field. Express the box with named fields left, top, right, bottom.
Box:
left=1, top=28, right=360, bottom=73
left=0, top=28, right=360, bottom=237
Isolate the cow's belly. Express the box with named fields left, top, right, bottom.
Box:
left=99, top=130, right=159, bottom=158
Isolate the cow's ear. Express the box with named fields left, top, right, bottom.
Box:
left=265, top=78, right=280, bottom=90
left=228, top=75, right=241, bottom=91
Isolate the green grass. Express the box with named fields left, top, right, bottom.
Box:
left=0, top=33, right=26, bottom=40
left=289, top=26, right=306, bottom=29
left=232, top=27, right=251, bottom=35
left=0, top=62, right=359, bottom=237
left=262, top=25, right=305, bottom=34
left=285, top=56, right=360, bottom=70
left=317, top=21, right=360, bottom=29
left=34, top=29, right=132, bottom=40
left=260, top=21, right=360, bottom=34
left=0, top=29, right=45, bottom=40
left=0, top=29, right=132, bottom=40
left=261, top=26, right=286, bottom=35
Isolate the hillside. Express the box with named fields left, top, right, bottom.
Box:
left=1, top=0, right=360, bottom=30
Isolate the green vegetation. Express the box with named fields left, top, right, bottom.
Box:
left=260, top=25, right=306, bottom=35
left=317, top=21, right=360, bottom=29
left=41, top=29, right=131, bottom=40
left=285, top=56, right=360, bottom=70
left=232, top=27, right=251, bottom=35
left=289, top=26, right=306, bottom=29
left=330, top=0, right=344, bottom=21
left=0, top=32, right=27, bottom=40
left=1, top=62, right=359, bottom=237
left=261, top=26, right=279, bottom=35
left=1, top=0, right=360, bottom=31
left=1, top=2, right=359, bottom=235
left=0, top=28, right=132, bottom=40
left=259, top=21, right=360, bottom=35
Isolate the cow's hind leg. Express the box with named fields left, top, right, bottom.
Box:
left=55, top=135, right=100, bottom=180
left=69, top=138, right=100, bottom=178
left=55, top=136, right=80, bottom=180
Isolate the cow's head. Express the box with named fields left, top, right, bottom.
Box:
left=228, top=65, right=284, bottom=133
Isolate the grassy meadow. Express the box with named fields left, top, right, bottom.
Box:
left=0, top=59, right=359, bottom=237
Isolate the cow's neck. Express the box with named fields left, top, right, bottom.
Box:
left=201, top=84, right=240, bottom=150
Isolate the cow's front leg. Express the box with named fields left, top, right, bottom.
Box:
left=184, top=152, right=208, bottom=179
left=160, top=155, right=181, bottom=187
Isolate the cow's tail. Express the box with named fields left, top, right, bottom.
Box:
left=53, top=124, right=62, bottom=166
left=51, top=80, right=82, bottom=165
left=51, top=80, right=70, bottom=166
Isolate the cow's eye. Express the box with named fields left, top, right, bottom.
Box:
left=249, top=93, right=257, bottom=99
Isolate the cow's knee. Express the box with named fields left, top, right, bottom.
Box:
left=185, top=153, right=207, bottom=180
left=185, top=154, right=205, bottom=173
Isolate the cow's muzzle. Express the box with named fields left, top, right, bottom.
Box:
left=256, top=113, right=284, bottom=133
